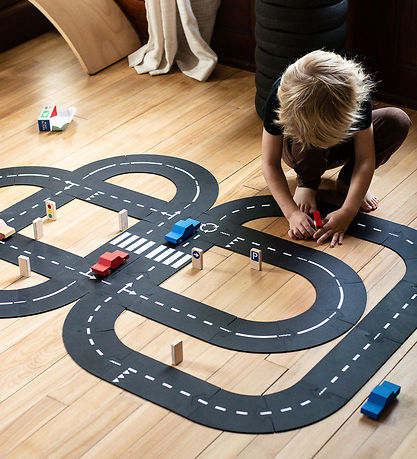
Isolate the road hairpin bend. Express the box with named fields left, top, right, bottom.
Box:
left=0, top=155, right=416, bottom=433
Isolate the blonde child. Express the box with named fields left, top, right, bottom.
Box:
left=262, top=50, right=411, bottom=247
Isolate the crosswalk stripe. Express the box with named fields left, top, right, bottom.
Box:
left=109, top=233, right=192, bottom=269
left=134, top=241, right=155, bottom=254
left=118, top=235, right=139, bottom=248
left=154, top=248, right=175, bottom=262
left=110, top=232, right=131, bottom=245
left=146, top=245, right=167, bottom=259
left=171, top=254, right=192, bottom=268
left=163, top=251, right=184, bottom=265
left=126, top=238, right=147, bottom=251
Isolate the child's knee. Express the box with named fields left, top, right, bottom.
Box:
left=381, top=107, right=411, bottom=142
left=373, top=108, right=411, bottom=168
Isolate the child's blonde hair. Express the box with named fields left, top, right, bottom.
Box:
left=275, top=50, right=374, bottom=150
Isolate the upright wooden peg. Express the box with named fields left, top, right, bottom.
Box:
left=171, top=339, right=183, bottom=365
left=32, top=217, right=44, bottom=240
left=191, top=247, right=203, bottom=270
left=250, top=248, right=262, bottom=271
left=18, top=255, right=31, bottom=277
left=45, top=200, right=57, bottom=220
left=118, top=209, right=128, bottom=232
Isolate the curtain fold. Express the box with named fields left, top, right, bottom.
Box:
left=128, top=0, right=220, bottom=82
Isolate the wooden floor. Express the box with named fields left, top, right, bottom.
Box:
left=0, top=31, right=416, bottom=458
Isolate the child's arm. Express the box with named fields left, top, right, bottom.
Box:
left=315, top=125, right=375, bottom=247
left=262, top=129, right=315, bottom=239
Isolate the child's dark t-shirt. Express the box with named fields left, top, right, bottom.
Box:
left=263, top=77, right=373, bottom=136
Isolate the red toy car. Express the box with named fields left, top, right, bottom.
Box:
left=91, top=250, right=129, bottom=277
left=312, top=211, right=323, bottom=230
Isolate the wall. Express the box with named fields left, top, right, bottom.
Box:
left=115, top=0, right=416, bottom=108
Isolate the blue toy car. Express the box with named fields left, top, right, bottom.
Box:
left=165, top=218, right=200, bottom=244
left=361, top=381, right=400, bottom=420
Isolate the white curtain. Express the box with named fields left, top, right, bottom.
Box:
left=128, top=0, right=220, bottom=82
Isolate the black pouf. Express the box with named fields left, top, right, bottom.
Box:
left=254, top=0, right=348, bottom=120
left=255, top=22, right=346, bottom=58
left=260, top=0, right=343, bottom=6
left=256, top=0, right=348, bottom=34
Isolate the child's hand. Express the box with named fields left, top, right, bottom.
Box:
left=288, top=210, right=316, bottom=240
left=293, top=187, right=317, bottom=214
left=313, top=209, right=354, bottom=247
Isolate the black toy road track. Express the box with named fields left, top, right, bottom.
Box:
left=0, top=155, right=416, bottom=433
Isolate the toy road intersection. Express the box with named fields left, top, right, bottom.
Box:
left=0, top=154, right=416, bottom=433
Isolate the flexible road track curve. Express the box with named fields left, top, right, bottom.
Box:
left=64, top=232, right=417, bottom=433
left=0, top=155, right=415, bottom=432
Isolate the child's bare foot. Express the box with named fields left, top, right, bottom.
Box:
left=336, top=179, right=379, bottom=212
left=361, top=190, right=379, bottom=212
left=293, top=187, right=317, bottom=214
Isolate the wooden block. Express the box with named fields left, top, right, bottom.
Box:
left=32, top=217, right=44, bottom=240
left=191, top=247, right=203, bottom=270
left=118, top=209, right=128, bottom=232
left=18, top=255, right=31, bottom=277
left=171, top=339, right=183, bottom=366
left=250, top=248, right=262, bottom=271
left=45, top=200, right=57, bottom=220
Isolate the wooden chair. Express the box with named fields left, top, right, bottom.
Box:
left=28, top=0, right=141, bottom=74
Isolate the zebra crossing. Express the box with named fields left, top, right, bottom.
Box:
left=109, top=232, right=192, bottom=269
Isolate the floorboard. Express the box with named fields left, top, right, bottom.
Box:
left=0, top=31, right=416, bottom=458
